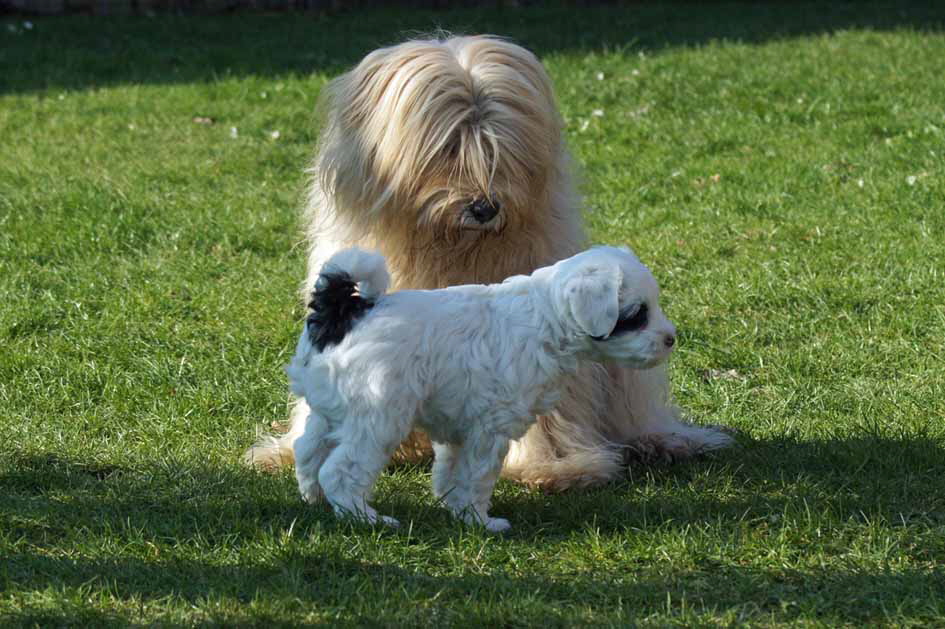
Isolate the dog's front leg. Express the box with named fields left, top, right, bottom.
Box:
left=436, top=433, right=511, bottom=533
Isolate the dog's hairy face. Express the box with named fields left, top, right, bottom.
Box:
left=553, top=247, right=677, bottom=369
left=315, top=35, right=562, bottom=246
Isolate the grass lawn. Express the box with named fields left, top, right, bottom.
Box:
left=2, top=3, right=945, bottom=626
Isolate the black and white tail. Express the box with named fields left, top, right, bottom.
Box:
left=304, top=248, right=389, bottom=351
left=243, top=248, right=389, bottom=469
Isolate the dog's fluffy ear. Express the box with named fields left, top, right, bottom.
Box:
left=560, top=263, right=621, bottom=339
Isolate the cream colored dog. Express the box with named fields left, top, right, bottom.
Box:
left=245, top=34, right=732, bottom=489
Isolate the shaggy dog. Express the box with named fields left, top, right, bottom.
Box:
left=245, top=34, right=732, bottom=489
left=289, top=246, right=677, bottom=531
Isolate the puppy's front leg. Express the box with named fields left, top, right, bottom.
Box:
left=438, top=432, right=511, bottom=533
left=431, top=441, right=459, bottom=501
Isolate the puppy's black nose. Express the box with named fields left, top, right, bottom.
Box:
left=664, top=334, right=676, bottom=348
left=467, top=198, right=499, bottom=224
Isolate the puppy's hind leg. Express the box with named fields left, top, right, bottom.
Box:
left=317, top=418, right=409, bottom=528
left=437, top=433, right=511, bottom=533
left=293, top=411, right=334, bottom=504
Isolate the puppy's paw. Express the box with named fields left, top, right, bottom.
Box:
left=378, top=515, right=400, bottom=528
left=484, top=517, right=511, bottom=534
left=332, top=504, right=399, bottom=528
left=361, top=511, right=399, bottom=528
left=299, top=482, right=324, bottom=504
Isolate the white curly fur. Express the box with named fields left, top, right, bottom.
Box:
left=289, top=246, right=677, bottom=531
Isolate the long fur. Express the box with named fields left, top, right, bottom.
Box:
left=244, top=34, right=733, bottom=489
left=288, top=246, right=678, bottom=531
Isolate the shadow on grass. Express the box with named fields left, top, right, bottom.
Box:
left=4, top=549, right=944, bottom=624
left=2, top=435, right=944, bottom=621
left=3, top=432, right=945, bottom=540
left=497, top=431, right=945, bottom=533
left=2, top=3, right=944, bottom=94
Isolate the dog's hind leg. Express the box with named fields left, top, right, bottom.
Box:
left=437, top=433, right=511, bottom=533
left=610, top=364, right=734, bottom=462
left=503, top=417, right=624, bottom=491
left=502, top=364, right=624, bottom=491
left=243, top=397, right=307, bottom=469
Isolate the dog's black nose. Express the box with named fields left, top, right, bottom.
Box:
left=664, top=334, right=676, bottom=348
left=467, top=198, right=500, bottom=223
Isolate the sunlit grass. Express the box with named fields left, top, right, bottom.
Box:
left=2, top=5, right=944, bottom=626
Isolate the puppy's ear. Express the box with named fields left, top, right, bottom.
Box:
left=561, top=263, right=621, bottom=338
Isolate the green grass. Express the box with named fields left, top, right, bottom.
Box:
left=2, top=3, right=945, bottom=626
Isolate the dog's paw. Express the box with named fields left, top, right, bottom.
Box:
left=484, top=517, right=511, bottom=533
left=625, top=424, right=735, bottom=465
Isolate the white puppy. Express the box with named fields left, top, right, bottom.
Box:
left=287, top=246, right=677, bottom=532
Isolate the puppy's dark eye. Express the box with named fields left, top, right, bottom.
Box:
left=590, top=303, right=648, bottom=341
left=612, top=303, right=648, bottom=335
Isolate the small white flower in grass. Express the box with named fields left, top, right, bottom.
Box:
left=631, top=69, right=640, bottom=76
left=579, top=119, right=590, bottom=133
left=596, top=72, right=604, bottom=81
left=260, top=91, right=268, bottom=99
left=58, top=93, right=65, bottom=100
left=230, top=127, right=239, bottom=139
left=23, top=21, right=34, bottom=30
left=857, top=179, right=864, bottom=188
left=128, top=123, right=137, bottom=131
left=907, top=175, right=917, bottom=186
left=592, top=109, right=604, bottom=117
left=269, top=130, right=281, bottom=140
